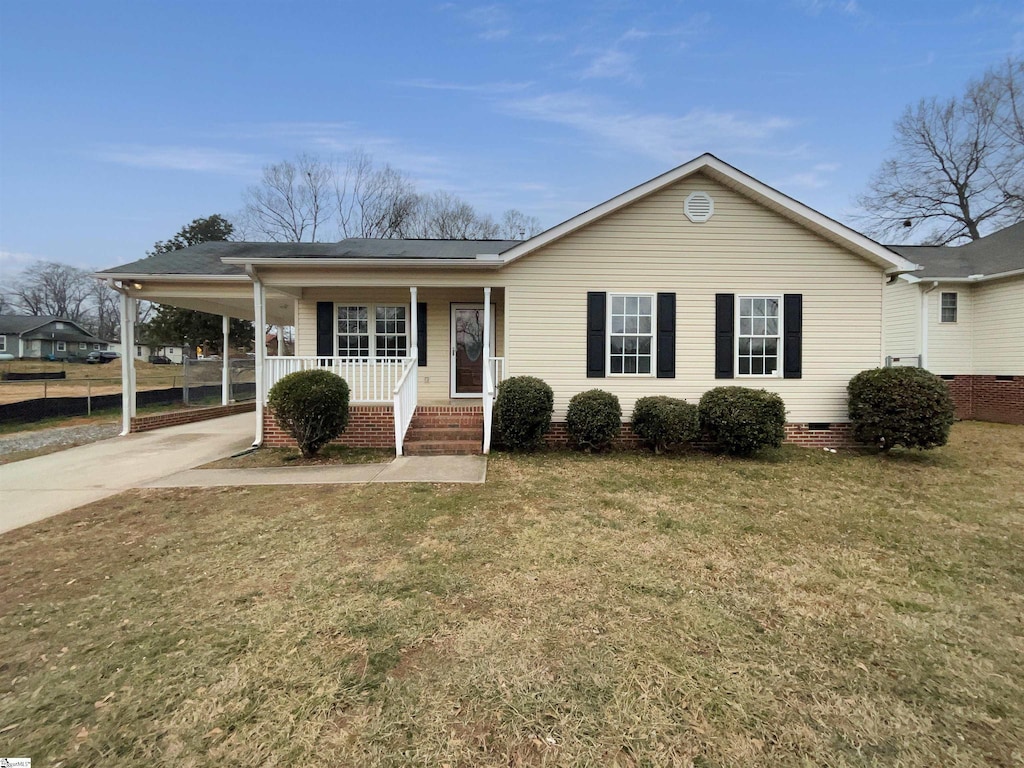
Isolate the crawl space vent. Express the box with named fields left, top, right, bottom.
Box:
left=684, top=191, right=714, bottom=223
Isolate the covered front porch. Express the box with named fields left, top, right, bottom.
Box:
left=113, top=276, right=507, bottom=456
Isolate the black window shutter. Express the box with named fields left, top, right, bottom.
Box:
left=656, top=292, right=676, bottom=378
left=416, top=302, right=428, bottom=366
left=316, top=301, right=333, bottom=357
left=715, top=294, right=734, bottom=379
left=586, top=291, right=606, bottom=378
left=783, top=293, right=802, bottom=379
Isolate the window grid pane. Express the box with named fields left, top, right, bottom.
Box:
left=738, top=296, right=780, bottom=376
left=375, top=306, right=407, bottom=358
left=609, top=294, right=654, bottom=375
left=940, top=293, right=957, bottom=323
left=337, top=306, right=369, bottom=358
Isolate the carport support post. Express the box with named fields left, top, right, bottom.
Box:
left=277, top=326, right=284, bottom=356
left=119, top=291, right=137, bottom=436
left=251, top=274, right=266, bottom=447
left=222, top=315, right=230, bottom=406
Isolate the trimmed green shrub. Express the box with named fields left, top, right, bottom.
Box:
left=267, top=369, right=350, bottom=458
left=632, top=395, right=699, bottom=454
left=848, top=367, right=955, bottom=451
left=494, top=376, right=554, bottom=451
left=566, top=389, right=621, bottom=451
left=698, top=386, right=786, bottom=457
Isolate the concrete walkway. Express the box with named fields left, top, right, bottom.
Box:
left=1, top=414, right=487, bottom=535
left=0, top=413, right=254, bottom=534
left=145, top=455, right=487, bottom=488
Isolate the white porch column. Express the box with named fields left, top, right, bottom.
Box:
left=119, top=291, right=137, bottom=436
left=409, top=286, right=418, bottom=360
left=482, top=286, right=491, bottom=372
left=221, top=315, right=230, bottom=406
left=252, top=276, right=266, bottom=446
left=277, top=325, right=284, bottom=356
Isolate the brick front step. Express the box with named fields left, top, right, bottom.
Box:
left=405, top=427, right=483, bottom=442
left=404, top=439, right=482, bottom=456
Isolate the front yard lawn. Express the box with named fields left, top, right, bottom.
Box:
left=1, top=421, right=1022, bottom=766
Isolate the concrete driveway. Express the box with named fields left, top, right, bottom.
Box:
left=0, top=413, right=253, bottom=534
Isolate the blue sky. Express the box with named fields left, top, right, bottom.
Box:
left=0, top=1, right=1020, bottom=277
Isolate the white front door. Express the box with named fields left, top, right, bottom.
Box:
left=450, top=303, right=496, bottom=398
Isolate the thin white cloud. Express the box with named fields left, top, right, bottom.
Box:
left=95, top=145, right=257, bottom=174
left=581, top=48, right=638, bottom=82
left=575, top=14, right=711, bottom=84
left=795, top=0, right=861, bottom=15
left=779, top=162, right=842, bottom=189
left=500, top=91, right=796, bottom=163
left=396, top=78, right=532, bottom=94
left=461, top=4, right=512, bottom=40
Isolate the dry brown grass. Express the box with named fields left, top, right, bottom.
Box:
left=0, top=421, right=1021, bottom=766
left=199, top=445, right=395, bottom=469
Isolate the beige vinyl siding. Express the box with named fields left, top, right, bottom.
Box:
left=972, top=276, right=1024, bottom=375
left=500, top=172, right=884, bottom=423
left=882, top=279, right=920, bottom=361
left=296, top=287, right=503, bottom=402
left=926, top=286, right=973, bottom=374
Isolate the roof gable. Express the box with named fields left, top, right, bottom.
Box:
left=499, top=154, right=919, bottom=274
left=0, top=315, right=94, bottom=336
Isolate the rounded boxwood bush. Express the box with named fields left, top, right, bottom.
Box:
left=698, top=386, right=786, bottom=457
left=267, top=369, right=350, bottom=458
left=847, top=367, right=954, bottom=451
left=632, top=395, right=699, bottom=454
left=494, top=376, right=554, bottom=451
left=566, top=389, right=621, bottom=452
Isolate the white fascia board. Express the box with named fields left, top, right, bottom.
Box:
left=496, top=153, right=921, bottom=274
left=91, top=272, right=250, bottom=282
left=922, top=269, right=1024, bottom=283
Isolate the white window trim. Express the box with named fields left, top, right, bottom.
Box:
left=0, top=336, right=6, bottom=352
left=939, top=291, right=958, bottom=324
left=56, top=341, right=67, bottom=352
left=79, top=342, right=87, bottom=350
left=735, top=294, right=783, bottom=378
left=334, top=302, right=411, bottom=360
left=606, top=292, right=656, bottom=377
left=93, top=343, right=101, bottom=350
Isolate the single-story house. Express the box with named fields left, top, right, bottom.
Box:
left=96, top=153, right=923, bottom=451
left=883, top=221, right=1023, bottom=424
left=0, top=315, right=112, bottom=360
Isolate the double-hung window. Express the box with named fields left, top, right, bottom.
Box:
left=337, top=304, right=408, bottom=358
left=56, top=341, right=67, bottom=353
left=940, top=292, right=958, bottom=323
left=737, top=296, right=781, bottom=376
left=608, top=294, right=654, bottom=374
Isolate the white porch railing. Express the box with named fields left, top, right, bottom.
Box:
left=393, top=356, right=418, bottom=456
left=482, top=356, right=506, bottom=454
left=263, top=356, right=407, bottom=403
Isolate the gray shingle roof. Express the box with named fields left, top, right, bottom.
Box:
left=0, top=315, right=68, bottom=335
left=97, top=239, right=524, bottom=277
left=888, top=221, right=1024, bottom=278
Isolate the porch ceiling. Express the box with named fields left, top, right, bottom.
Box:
left=128, top=283, right=295, bottom=326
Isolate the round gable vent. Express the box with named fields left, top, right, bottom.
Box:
left=684, top=191, right=714, bottom=223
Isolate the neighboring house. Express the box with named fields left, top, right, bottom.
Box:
left=96, top=154, right=920, bottom=451
left=883, top=222, right=1024, bottom=425
left=135, top=343, right=185, bottom=364
left=0, top=315, right=111, bottom=360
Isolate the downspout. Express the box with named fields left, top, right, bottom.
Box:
left=920, top=281, right=939, bottom=370
left=246, top=265, right=265, bottom=447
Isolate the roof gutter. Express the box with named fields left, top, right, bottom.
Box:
left=221, top=257, right=505, bottom=269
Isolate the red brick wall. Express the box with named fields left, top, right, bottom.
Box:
left=130, top=401, right=255, bottom=433
left=942, top=375, right=1023, bottom=425
left=262, top=405, right=395, bottom=448
left=540, top=421, right=856, bottom=450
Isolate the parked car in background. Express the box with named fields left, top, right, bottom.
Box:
left=148, top=355, right=172, bottom=364
left=86, top=350, right=120, bottom=364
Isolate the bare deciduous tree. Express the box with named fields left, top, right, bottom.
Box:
left=500, top=208, right=544, bottom=239
left=413, top=191, right=500, bottom=239
left=336, top=150, right=420, bottom=238
left=241, top=154, right=334, bottom=242
left=858, top=58, right=1024, bottom=244
left=7, top=260, right=120, bottom=339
